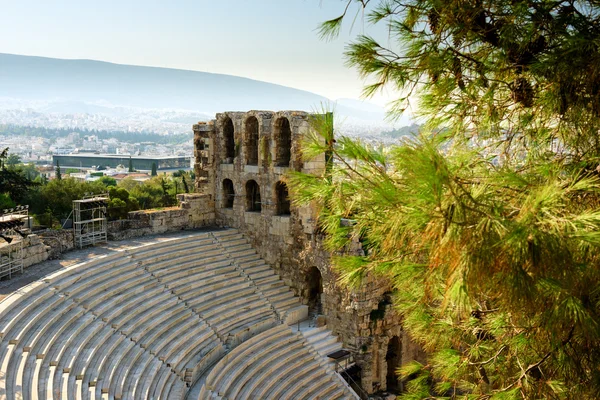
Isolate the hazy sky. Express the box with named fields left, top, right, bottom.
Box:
left=0, top=0, right=398, bottom=107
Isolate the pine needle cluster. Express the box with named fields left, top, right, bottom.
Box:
left=290, top=1, right=600, bottom=398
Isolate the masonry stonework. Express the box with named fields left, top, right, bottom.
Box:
left=193, top=110, right=425, bottom=394
left=0, top=234, right=50, bottom=269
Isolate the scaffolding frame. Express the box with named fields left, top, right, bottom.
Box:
left=0, top=205, right=29, bottom=280
left=73, top=194, right=109, bottom=249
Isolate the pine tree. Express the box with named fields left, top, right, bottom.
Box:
left=128, top=157, right=134, bottom=173
left=151, top=162, right=157, bottom=177
left=181, top=175, right=189, bottom=193
left=288, top=2, right=600, bottom=398
left=55, top=160, right=62, bottom=181
left=0, top=148, right=36, bottom=202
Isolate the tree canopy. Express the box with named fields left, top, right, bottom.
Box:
left=288, top=1, right=600, bottom=398
left=0, top=148, right=37, bottom=203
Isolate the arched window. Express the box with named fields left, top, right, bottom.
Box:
left=275, top=181, right=290, bottom=215
left=223, top=117, right=235, bottom=163
left=274, top=117, right=291, bottom=167
left=222, top=179, right=234, bottom=208
left=245, top=180, right=261, bottom=212
left=245, top=116, right=259, bottom=165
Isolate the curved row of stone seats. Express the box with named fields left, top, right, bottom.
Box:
left=211, top=230, right=308, bottom=324
left=0, top=232, right=225, bottom=400
left=198, top=324, right=357, bottom=400
left=140, top=233, right=280, bottom=347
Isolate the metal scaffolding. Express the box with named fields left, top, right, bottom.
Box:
left=0, top=205, right=29, bottom=280
left=73, top=194, right=109, bottom=249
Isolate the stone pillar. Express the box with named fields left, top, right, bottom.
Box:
left=193, top=121, right=216, bottom=198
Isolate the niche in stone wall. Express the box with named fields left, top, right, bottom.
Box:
left=223, top=117, right=235, bottom=163
left=274, top=117, right=292, bottom=167
left=306, top=266, right=323, bottom=314
left=386, top=336, right=402, bottom=393
left=245, top=180, right=261, bottom=212
left=275, top=181, right=291, bottom=215
left=222, top=179, right=235, bottom=208
left=245, top=116, right=259, bottom=165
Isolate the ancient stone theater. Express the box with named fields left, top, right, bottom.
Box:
left=0, top=110, right=423, bottom=400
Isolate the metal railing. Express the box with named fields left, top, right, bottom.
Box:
left=338, top=368, right=370, bottom=400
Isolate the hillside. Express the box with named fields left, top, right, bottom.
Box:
left=0, top=53, right=382, bottom=120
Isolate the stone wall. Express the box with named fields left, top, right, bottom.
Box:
left=28, top=193, right=214, bottom=259
left=193, top=110, right=425, bottom=394
left=107, top=193, right=215, bottom=241
left=0, top=233, right=50, bottom=270
left=20, top=234, right=50, bottom=267
left=38, top=229, right=74, bottom=259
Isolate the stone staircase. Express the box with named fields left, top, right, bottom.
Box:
left=0, top=228, right=357, bottom=400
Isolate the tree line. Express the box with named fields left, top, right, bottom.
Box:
left=0, top=124, right=191, bottom=145
left=0, top=148, right=193, bottom=227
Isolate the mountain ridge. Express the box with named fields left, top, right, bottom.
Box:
left=0, top=52, right=385, bottom=120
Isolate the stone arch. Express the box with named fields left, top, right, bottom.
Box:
left=386, top=336, right=402, bottom=393
left=223, top=117, right=235, bottom=163
left=274, top=117, right=292, bottom=167
left=275, top=181, right=290, bottom=216
left=222, top=179, right=234, bottom=208
left=245, top=116, right=259, bottom=165
left=306, top=266, right=323, bottom=314
left=245, top=180, right=261, bottom=212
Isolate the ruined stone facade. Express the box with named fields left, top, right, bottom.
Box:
left=193, top=110, right=425, bottom=394
left=0, top=234, right=50, bottom=269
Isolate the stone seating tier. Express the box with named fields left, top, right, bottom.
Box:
left=0, top=229, right=356, bottom=400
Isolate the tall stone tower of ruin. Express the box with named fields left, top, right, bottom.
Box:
left=193, top=110, right=422, bottom=394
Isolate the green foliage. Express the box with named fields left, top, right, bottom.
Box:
left=301, top=2, right=600, bottom=398
left=106, top=186, right=139, bottom=219
left=6, top=154, right=21, bottom=166
left=34, top=208, right=54, bottom=228
left=39, top=178, right=105, bottom=220
left=0, top=148, right=38, bottom=203
left=97, top=176, right=117, bottom=187
left=151, top=163, right=157, bottom=177
left=55, top=159, right=62, bottom=181
left=0, top=193, right=15, bottom=210
left=128, top=157, right=134, bottom=173
left=171, top=170, right=192, bottom=194
left=291, top=125, right=600, bottom=398
left=181, top=175, right=189, bottom=193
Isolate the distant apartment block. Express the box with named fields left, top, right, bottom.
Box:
left=52, top=153, right=191, bottom=171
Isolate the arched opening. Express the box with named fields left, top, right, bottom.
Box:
left=275, top=117, right=292, bottom=167
left=245, top=116, right=259, bottom=165
left=223, top=117, right=235, bottom=163
left=306, top=266, right=323, bottom=315
left=275, top=181, right=290, bottom=215
left=386, top=336, right=402, bottom=393
left=245, top=180, right=261, bottom=212
left=222, top=179, right=234, bottom=208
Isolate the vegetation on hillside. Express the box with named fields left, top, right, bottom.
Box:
left=0, top=148, right=192, bottom=227
left=0, top=125, right=191, bottom=145
left=290, top=1, right=600, bottom=398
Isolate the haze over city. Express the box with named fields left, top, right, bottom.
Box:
left=0, top=1, right=408, bottom=112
